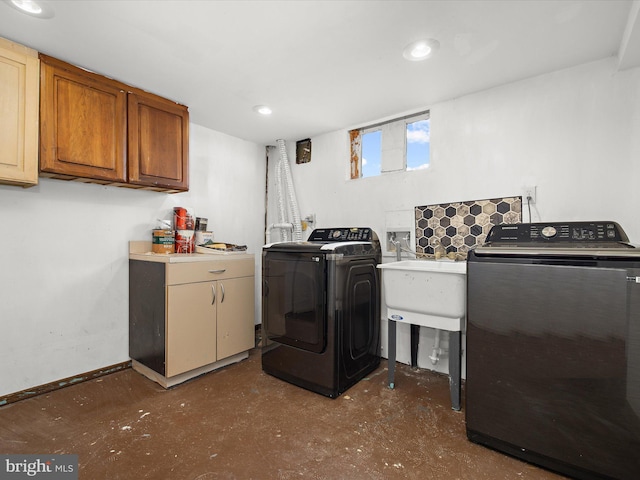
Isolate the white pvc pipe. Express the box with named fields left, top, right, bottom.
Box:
left=274, top=148, right=289, bottom=242
left=276, top=139, right=302, bottom=241
left=265, top=223, right=293, bottom=244
left=429, top=329, right=442, bottom=365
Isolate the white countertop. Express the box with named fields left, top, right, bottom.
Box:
left=129, top=241, right=253, bottom=263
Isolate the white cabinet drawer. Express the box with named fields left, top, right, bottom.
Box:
left=166, top=256, right=254, bottom=285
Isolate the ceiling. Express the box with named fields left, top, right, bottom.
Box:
left=1, top=0, right=638, bottom=146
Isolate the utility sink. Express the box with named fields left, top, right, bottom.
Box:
left=377, top=259, right=467, bottom=410
left=377, top=259, right=467, bottom=331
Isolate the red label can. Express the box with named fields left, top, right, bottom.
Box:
left=174, top=207, right=187, bottom=230
left=175, top=230, right=195, bottom=254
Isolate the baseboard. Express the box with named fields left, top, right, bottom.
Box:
left=0, top=361, right=131, bottom=407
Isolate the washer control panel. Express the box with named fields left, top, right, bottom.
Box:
left=486, top=222, right=628, bottom=244
left=309, top=227, right=373, bottom=242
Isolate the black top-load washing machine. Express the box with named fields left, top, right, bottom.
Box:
left=261, top=227, right=381, bottom=398
left=467, top=221, right=640, bottom=480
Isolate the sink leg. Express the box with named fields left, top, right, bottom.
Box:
left=449, top=330, right=461, bottom=411
left=388, top=319, right=396, bottom=389
left=410, top=324, right=420, bottom=368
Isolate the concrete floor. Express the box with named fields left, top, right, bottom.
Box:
left=0, top=348, right=566, bottom=480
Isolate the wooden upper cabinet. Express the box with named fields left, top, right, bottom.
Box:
left=39, top=54, right=189, bottom=192
left=128, top=91, right=189, bottom=191
left=0, top=37, right=39, bottom=187
left=39, top=55, right=127, bottom=182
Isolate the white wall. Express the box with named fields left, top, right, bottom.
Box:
left=0, top=124, right=265, bottom=397
left=269, top=57, right=640, bottom=376
left=3, top=56, right=638, bottom=396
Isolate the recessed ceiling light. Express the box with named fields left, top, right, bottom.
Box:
left=253, top=105, right=272, bottom=116
left=403, top=39, right=440, bottom=61
left=3, top=0, right=54, bottom=18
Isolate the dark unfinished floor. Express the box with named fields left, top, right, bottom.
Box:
left=0, top=349, right=566, bottom=480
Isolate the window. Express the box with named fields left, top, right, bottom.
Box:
left=350, top=111, right=430, bottom=179
left=406, top=118, right=430, bottom=171
left=361, top=129, right=382, bottom=177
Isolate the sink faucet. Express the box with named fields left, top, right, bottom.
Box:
left=391, top=239, right=402, bottom=261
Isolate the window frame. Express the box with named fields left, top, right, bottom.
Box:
left=349, top=110, right=430, bottom=179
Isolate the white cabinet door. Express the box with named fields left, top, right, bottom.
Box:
left=166, top=282, right=216, bottom=377
left=217, top=276, right=255, bottom=360
left=0, top=38, right=39, bottom=186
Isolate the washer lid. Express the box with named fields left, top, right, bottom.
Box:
left=473, top=245, right=640, bottom=258
left=262, top=241, right=325, bottom=252
left=320, top=241, right=375, bottom=251
left=263, top=227, right=380, bottom=256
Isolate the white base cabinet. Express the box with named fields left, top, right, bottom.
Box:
left=129, top=247, right=255, bottom=387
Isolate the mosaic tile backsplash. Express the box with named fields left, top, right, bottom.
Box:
left=415, top=196, right=522, bottom=255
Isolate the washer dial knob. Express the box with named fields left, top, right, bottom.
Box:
left=541, top=226, right=557, bottom=238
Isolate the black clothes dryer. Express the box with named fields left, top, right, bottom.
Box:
left=261, top=227, right=381, bottom=398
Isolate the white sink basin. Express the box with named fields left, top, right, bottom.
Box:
left=377, top=259, right=467, bottom=331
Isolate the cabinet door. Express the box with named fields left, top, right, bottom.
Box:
left=39, top=55, right=127, bottom=182
left=217, top=276, right=255, bottom=360
left=128, top=91, right=189, bottom=191
left=0, top=38, right=39, bottom=187
left=166, top=282, right=216, bottom=377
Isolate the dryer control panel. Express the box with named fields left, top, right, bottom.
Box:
left=309, top=227, right=373, bottom=242
left=486, top=221, right=629, bottom=244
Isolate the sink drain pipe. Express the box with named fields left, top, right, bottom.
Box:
left=429, top=329, right=443, bottom=365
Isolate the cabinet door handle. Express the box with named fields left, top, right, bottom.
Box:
left=211, top=284, right=216, bottom=305
left=220, top=283, right=225, bottom=303
left=208, top=269, right=226, bottom=274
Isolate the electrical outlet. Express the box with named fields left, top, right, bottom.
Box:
left=524, top=185, right=537, bottom=204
